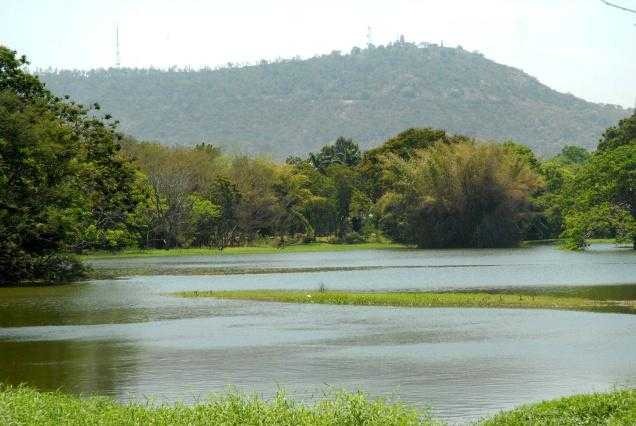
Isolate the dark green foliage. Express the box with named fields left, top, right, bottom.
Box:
left=359, top=128, right=465, bottom=201
left=0, top=47, right=137, bottom=284
left=365, top=128, right=456, bottom=160
left=309, top=137, right=361, bottom=172
left=38, top=43, right=629, bottom=158
left=598, top=112, right=636, bottom=152
left=554, top=145, right=591, bottom=165
left=554, top=113, right=635, bottom=249
left=206, top=176, right=242, bottom=249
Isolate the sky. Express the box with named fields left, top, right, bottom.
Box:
left=2, top=0, right=635, bottom=108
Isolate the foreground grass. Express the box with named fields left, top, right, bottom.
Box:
left=1, top=387, right=634, bottom=425
left=0, top=386, right=430, bottom=426
left=176, top=290, right=636, bottom=314
left=480, top=389, right=636, bottom=425
left=81, top=242, right=406, bottom=260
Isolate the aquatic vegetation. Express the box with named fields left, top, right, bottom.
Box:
left=176, top=289, right=636, bottom=314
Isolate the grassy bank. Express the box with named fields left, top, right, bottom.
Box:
left=1, top=386, right=633, bottom=425
left=81, top=242, right=406, bottom=260
left=0, top=386, right=429, bottom=426
left=176, top=289, right=636, bottom=314
left=81, top=239, right=632, bottom=261
left=480, top=389, right=636, bottom=425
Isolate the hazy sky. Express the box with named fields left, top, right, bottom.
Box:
left=2, top=0, right=635, bottom=107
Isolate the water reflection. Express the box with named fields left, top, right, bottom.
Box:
left=0, top=340, right=139, bottom=400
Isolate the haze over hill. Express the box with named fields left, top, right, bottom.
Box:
left=39, top=41, right=630, bottom=157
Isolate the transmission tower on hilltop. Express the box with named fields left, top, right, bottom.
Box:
left=115, top=25, right=121, bottom=67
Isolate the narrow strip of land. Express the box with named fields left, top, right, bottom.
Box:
left=176, top=289, right=636, bottom=314
left=81, top=242, right=407, bottom=260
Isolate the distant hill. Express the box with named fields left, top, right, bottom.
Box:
left=39, top=42, right=630, bottom=157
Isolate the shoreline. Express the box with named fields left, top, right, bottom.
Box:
left=81, top=239, right=634, bottom=261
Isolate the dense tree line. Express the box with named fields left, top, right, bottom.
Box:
left=0, top=47, right=136, bottom=283
left=38, top=42, right=629, bottom=159
left=1, top=47, right=634, bottom=285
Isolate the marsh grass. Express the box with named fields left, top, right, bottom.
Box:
left=0, top=385, right=430, bottom=426
left=176, top=290, right=636, bottom=314
left=479, top=389, right=636, bottom=425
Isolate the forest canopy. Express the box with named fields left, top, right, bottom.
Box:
left=2, top=46, right=634, bottom=285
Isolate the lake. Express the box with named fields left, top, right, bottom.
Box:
left=1, top=244, right=635, bottom=424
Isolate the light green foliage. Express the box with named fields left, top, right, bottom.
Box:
left=1, top=386, right=634, bottom=425
left=560, top=119, right=635, bottom=249
left=525, top=146, right=589, bottom=240
left=377, top=141, right=543, bottom=248
left=119, top=140, right=225, bottom=248
left=0, top=386, right=428, bottom=426
left=179, top=289, right=634, bottom=314
left=189, top=194, right=221, bottom=247
left=480, top=389, right=636, bottom=425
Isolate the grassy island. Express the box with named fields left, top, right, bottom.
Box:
left=175, top=289, right=636, bottom=314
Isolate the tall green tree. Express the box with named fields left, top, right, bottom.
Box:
left=377, top=141, right=543, bottom=248
left=0, top=47, right=137, bottom=284
left=560, top=115, right=636, bottom=249
left=359, top=128, right=469, bottom=201
left=309, top=137, right=361, bottom=172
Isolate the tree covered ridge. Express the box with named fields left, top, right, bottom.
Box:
left=38, top=41, right=629, bottom=158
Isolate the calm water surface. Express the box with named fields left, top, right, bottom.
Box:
left=1, top=244, right=635, bottom=424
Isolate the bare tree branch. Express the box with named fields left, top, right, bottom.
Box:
left=601, top=0, right=636, bottom=14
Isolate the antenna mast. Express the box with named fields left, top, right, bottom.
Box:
left=366, top=26, right=373, bottom=47
left=115, top=25, right=121, bottom=67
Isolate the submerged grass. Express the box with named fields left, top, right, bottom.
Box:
left=81, top=242, right=406, bottom=260
left=176, top=289, right=636, bottom=314
left=0, top=385, right=430, bottom=426
left=479, top=389, right=636, bottom=425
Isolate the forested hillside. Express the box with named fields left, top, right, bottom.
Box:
left=39, top=41, right=629, bottom=157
